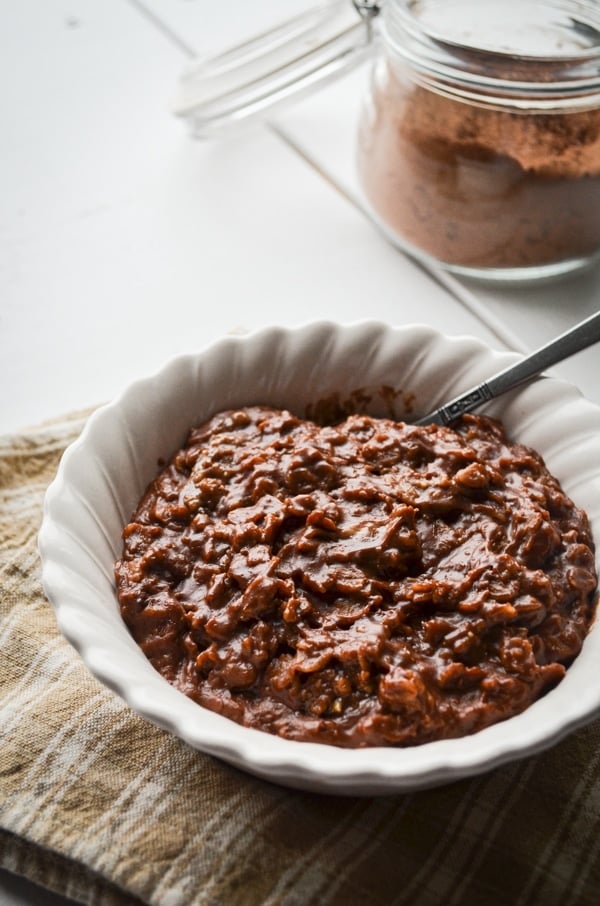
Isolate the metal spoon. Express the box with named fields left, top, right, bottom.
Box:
left=416, top=309, right=600, bottom=427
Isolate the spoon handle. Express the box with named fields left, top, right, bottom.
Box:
left=416, top=309, right=600, bottom=427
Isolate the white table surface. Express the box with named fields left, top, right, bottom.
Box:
left=1, top=1, right=600, bottom=903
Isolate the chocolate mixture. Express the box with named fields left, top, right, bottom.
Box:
left=358, top=68, right=600, bottom=269
left=115, top=406, right=597, bottom=748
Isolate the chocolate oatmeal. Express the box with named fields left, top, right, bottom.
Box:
left=115, top=406, right=597, bottom=747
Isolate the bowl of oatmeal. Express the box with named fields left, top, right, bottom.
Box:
left=39, top=321, right=600, bottom=793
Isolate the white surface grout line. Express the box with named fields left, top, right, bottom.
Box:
left=422, top=266, right=530, bottom=354
left=266, top=121, right=365, bottom=216
left=124, top=0, right=196, bottom=58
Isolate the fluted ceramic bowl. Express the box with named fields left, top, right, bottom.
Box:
left=38, top=322, right=600, bottom=794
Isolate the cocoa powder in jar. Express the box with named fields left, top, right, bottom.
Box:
left=358, top=62, right=600, bottom=272
left=176, top=0, right=600, bottom=277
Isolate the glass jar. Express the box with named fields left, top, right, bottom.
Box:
left=175, top=0, right=600, bottom=282
left=357, top=0, right=600, bottom=281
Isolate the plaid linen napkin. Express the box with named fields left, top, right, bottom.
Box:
left=1, top=413, right=600, bottom=906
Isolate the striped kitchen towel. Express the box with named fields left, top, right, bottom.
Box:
left=1, top=412, right=600, bottom=906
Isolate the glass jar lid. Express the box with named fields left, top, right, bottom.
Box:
left=173, top=1, right=381, bottom=137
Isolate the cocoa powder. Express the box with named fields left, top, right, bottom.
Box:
left=358, top=66, right=600, bottom=270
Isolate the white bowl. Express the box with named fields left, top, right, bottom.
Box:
left=38, top=321, right=600, bottom=794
